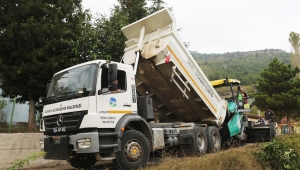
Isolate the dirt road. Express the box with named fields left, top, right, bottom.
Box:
left=0, top=133, right=160, bottom=170
left=0, top=133, right=258, bottom=170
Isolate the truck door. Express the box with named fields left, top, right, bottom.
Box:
left=96, top=67, right=133, bottom=127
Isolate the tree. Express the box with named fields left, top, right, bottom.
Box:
left=147, top=0, right=167, bottom=14
left=289, top=31, right=300, bottom=54
left=93, top=0, right=167, bottom=61
left=255, top=58, right=300, bottom=133
left=117, top=0, right=148, bottom=24
left=289, top=31, right=300, bottom=78
left=0, top=0, right=96, bottom=131
left=93, top=7, right=128, bottom=62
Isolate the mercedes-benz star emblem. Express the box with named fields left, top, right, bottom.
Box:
left=57, top=115, right=63, bottom=126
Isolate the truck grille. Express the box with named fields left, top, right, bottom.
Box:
left=43, top=111, right=87, bottom=133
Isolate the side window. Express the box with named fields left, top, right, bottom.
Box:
left=117, top=70, right=127, bottom=92
left=101, top=68, right=126, bottom=93
left=101, top=68, right=108, bottom=92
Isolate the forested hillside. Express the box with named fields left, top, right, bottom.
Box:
left=191, top=49, right=291, bottom=85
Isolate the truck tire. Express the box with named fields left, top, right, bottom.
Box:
left=181, top=127, right=207, bottom=156
left=206, top=126, right=221, bottom=153
left=67, top=153, right=97, bottom=169
left=194, top=127, right=208, bottom=155
left=115, top=130, right=150, bottom=170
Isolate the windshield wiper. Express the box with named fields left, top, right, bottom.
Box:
left=63, top=91, right=87, bottom=99
left=48, top=96, right=58, bottom=101
left=46, top=91, right=88, bottom=104
left=63, top=91, right=77, bottom=96
left=45, top=96, right=59, bottom=104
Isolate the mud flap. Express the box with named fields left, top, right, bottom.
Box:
left=44, top=136, right=69, bottom=160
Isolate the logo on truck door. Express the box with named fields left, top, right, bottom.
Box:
left=109, top=97, right=117, bottom=107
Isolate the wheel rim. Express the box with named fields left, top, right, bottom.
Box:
left=197, top=134, right=205, bottom=150
left=125, top=141, right=142, bottom=162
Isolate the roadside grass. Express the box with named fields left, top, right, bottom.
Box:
left=254, top=134, right=300, bottom=170
left=6, top=152, right=46, bottom=170
left=144, top=144, right=263, bottom=170
left=6, top=134, right=300, bottom=170
left=0, top=122, right=32, bottom=133
left=144, top=134, right=300, bottom=170
left=277, top=133, right=300, bottom=154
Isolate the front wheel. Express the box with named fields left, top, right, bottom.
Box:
left=115, top=130, right=150, bottom=170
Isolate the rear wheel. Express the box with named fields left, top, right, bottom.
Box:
left=206, top=126, right=221, bottom=153
left=67, top=154, right=97, bottom=169
left=194, top=127, right=208, bottom=155
left=115, top=130, right=150, bottom=170
left=181, top=127, right=208, bottom=156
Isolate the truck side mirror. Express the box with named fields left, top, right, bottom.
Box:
left=108, top=64, right=118, bottom=91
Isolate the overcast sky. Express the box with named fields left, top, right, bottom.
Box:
left=82, top=0, right=300, bottom=54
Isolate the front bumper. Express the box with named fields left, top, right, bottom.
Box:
left=41, top=132, right=99, bottom=160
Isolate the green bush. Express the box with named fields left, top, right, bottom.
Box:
left=254, top=134, right=300, bottom=170
left=7, top=151, right=46, bottom=170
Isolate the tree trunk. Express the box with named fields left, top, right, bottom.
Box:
left=286, top=113, right=294, bottom=134
left=28, top=97, right=36, bottom=132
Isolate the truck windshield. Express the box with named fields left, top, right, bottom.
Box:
left=47, top=64, right=97, bottom=98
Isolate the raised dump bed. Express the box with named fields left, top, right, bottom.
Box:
left=122, top=9, right=226, bottom=126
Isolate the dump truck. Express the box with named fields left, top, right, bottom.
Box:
left=39, top=9, right=249, bottom=170
left=210, top=78, right=277, bottom=143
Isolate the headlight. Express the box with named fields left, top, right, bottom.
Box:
left=77, top=138, right=91, bottom=149
left=40, top=119, right=45, bottom=131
